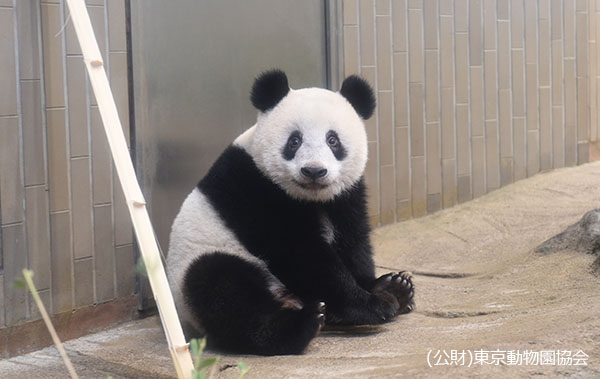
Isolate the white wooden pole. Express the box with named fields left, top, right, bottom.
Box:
left=63, top=1, right=194, bottom=377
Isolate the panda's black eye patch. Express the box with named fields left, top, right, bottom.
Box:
left=326, top=130, right=347, bottom=160
left=282, top=131, right=303, bottom=161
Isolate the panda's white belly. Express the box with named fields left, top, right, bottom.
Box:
left=166, top=187, right=267, bottom=324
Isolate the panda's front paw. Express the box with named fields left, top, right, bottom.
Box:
left=368, top=292, right=400, bottom=323
left=373, top=271, right=415, bottom=314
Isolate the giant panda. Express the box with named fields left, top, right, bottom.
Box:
left=167, top=70, right=415, bottom=356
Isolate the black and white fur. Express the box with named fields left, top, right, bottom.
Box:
left=167, top=70, right=414, bottom=356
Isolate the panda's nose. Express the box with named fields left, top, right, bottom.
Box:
left=301, top=166, right=328, bottom=180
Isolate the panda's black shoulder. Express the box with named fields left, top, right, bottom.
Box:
left=198, top=145, right=255, bottom=187
left=200, top=145, right=268, bottom=190
left=197, top=145, right=291, bottom=210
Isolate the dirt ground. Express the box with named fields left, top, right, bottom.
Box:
left=1, top=161, right=599, bottom=378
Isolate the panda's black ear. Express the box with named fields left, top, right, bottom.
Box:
left=251, top=69, right=290, bottom=112
left=339, top=75, right=376, bottom=119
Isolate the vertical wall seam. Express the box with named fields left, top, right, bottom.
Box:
left=548, top=0, right=554, bottom=168
left=105, top=0, right=118, bottom=300
left=89, top=2, right=99, bottom=304
left=437, top=0, right=444, bottom=208
left=564, top=0, right=569, bottom=164
left=420, top=2, right=427, bottom=207
left=85, top=57, right=95, bottom=303
left=508, top=0, right=514, bottom=180
left=590, top=0, right=600, bottom=145
left=592, top=3, right=595, bottom=144
left=494, top=0, right=502, bottom=188
left=58, top=0, right=76, bottom=310
left=467, top=0, right=473, bottom=197
left=495, top=0, right=500, bottom=187
left=404, top=0, right=412, bottom=212
left=561, top=1, right=567, bottom=163
left=389, top=0, right=397, bottom=222
left=357, top=0, right=362, bottom=70
left=373, top=0, right=381, bottom=226
left=562, top=0, right=566, bottom=166
left=435, top=0, right=442, bottom=209
left=536, top=0, right=540, bottom=173
left=451, top=2, right=458, bottom=205
left=521, top=0, right=527, bottom=177
left=13, top=0, right=31, bottom=319
left=37, top=0, right=54, bottom=315
left=481, top=0, right=488, bottom=193
left=522, top=0, right=527, bottom=176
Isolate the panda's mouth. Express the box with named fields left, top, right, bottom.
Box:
left=294, top=180, right=329, bottom=191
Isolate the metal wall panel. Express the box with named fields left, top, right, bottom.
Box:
left=130, top=0, right=329, bottom=251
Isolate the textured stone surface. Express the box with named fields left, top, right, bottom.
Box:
left=536, top=208, right=600, bottom=255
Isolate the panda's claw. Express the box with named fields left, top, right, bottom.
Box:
left=318, top=301, right=326, bottom=313
left=317, top=313, right=326, bottom=329
left=396, top=298, right=415, bottom=315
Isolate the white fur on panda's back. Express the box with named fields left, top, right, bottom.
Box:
left=167, top=187, right=267, bottom=325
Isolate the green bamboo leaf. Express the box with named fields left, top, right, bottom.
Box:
left=237, top=361, right=250, bottom=378
left=207, top=356, right=220, bottom=379
left=197, top=357, right=218, bottom=371
left=198, top=337, right=207, bottom=355
left=190, top=339, right=199, bottom=359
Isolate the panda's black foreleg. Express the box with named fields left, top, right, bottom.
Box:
left=183, top=252, right=324, bottom=355
left=279, top=247, right=402, bottom=326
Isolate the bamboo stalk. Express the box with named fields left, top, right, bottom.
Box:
left=22, top=269, right=79, bottom=379
left=62, top=1, right=194, bottom=377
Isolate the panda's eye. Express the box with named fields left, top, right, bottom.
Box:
left=327, top=135, right=339, bottom=147
left=282, top=131, right=303, bottom=160
left=326, top=130, right=347, bottom=160
left=288, top=136, right=301, bottom=149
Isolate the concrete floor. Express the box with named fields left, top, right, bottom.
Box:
left=1, top=161, right=600, bottom=378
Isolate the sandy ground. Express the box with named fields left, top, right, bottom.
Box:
left=1, top=161, right=599, bottom=378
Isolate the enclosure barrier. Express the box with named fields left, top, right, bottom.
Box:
left=63, top=0, right=194, bottom=377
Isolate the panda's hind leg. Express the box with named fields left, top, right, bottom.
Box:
left=183, top=252, right=324, bottom=355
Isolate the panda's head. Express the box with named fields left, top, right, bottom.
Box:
left=247, top=69, right=375, bottom=202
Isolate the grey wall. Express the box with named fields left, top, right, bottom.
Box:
left=129, top=0, right=330, bottom=251
left=0, top=0, right=133, bottom=329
